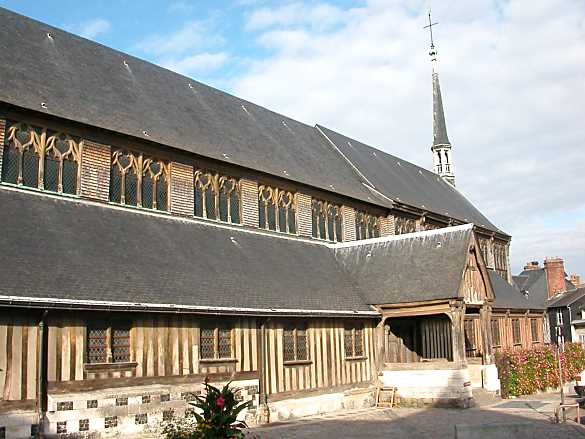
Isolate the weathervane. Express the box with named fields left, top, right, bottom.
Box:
left=423, top=10, right=438, bottom=49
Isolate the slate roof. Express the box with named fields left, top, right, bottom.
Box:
left=0, top=188, right=373, bottom=315
left=513, top=268, right=577, bottom=310
left=0, top=7, right=504, bottom=233
left=548, top=287, right=585, bottom=308
left=432, top=71, right=451, bottom=147
left=317, top=125, right=501, bottom=231
left=333, top=225, right=473, bottom=305
left=490, top=270, right=544, bottom=310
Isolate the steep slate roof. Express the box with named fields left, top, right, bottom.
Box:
left=0, top=7, right=504, bottom=233
left=513, top=268, right=577, bottom=309
left=0, top=188, right=373, bottom=315
left=490, top=270, right=544, bottom=310
left=317, top=125, right=501, bottom=232
left=333, top=225, right=473, bottom=305
left=548, top=287, right=585, bottom=308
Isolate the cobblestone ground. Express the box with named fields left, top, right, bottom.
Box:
left=248, top=392, right=585, bottom=439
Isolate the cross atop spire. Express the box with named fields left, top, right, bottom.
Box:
left=424, top=11, right=456, bottom=187
left=423, top=10, right=438, bottom=49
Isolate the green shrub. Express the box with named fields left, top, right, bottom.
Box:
left=495, top=343, right=585, bottom=397
left=163, top=379, right=252, bottom=439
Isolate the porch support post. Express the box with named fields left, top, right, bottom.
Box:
left=480, top=304, right=494, bottom=364
left=374, top=316, right=387, bottom=379
left=449, top=301, right=466, bottom=366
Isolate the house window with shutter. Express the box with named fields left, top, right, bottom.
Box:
left=344, top=324, right=365, bottom=358
left=200, top=327, right=233, bottom=360
left=1, top=121, right=81, bottom=195
left=283, top=324, right=308, bottom=363
left=86, top=323, right=131, bottom=364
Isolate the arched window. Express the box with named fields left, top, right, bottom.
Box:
left=1, top=122, right=81, bottom=194
left=355, top=211, right=380, bottom=240
left=110, top=150, right=169, bottom=210
left=258, top=185, right=296, bottom=234
left=194, top=170, right=240, bottom=223
left=394, top=215, right=417, bottom=235
left=311, top=199, right=342, bottom=242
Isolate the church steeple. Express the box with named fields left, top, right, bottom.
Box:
left=425, top=12, right=455, bottom=187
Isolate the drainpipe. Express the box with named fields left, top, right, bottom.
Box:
left=37, top=310, right=48, bottom=438
left=257, top=318, right=270, bottom=424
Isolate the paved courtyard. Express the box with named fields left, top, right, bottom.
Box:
left=249, top=393, right=585, bottom=439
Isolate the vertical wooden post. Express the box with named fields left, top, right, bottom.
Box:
left=374, top=317, right=386, bottom=379
left=449, top=302, right=466, bottom=366
left=480, top=305, right=493, bottom=364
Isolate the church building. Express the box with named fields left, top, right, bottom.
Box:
left=0, top=8, right=545, bottom=438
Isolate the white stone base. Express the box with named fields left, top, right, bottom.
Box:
left=44, top=378, right=259, bottom=437
left=482, top=364, right=501, bottom=392
left=381, top=366, right=473, bottom=407
left=0, top=409, right=37, bottom=439
left=267, top=386, right=374, bottom=421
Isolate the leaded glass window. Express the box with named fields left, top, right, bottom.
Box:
left=311, top=199, right=342, bottom=242
left=1, top=122, right=81, bottom=194
left=493, top=242, right=508, bottom=279
left=110, top=150, right=169, bottom=210
left=258, top=185, right=297, bottom=234
left=344, top=324, right=364, bottom=358
left=355, top=211, right=380, bottom=240
left=512, top=319, right=521, bottom=345
left=194, top=170, right=240, bottom=223
left=283, top=324, right=308, bottom=362
left=490, top=319, right=501, bottom=347
left=86, top=323, right=130, bottom=364
left=394, top=215, right=417, bottom=235
left=199, top=326, right=232, bottom=360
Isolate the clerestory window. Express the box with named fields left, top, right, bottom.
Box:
left=258, top=185, right=297, bottom=234
left=355, top=211, right=380, bottom=240
left=311, top=199, right=342, bottom=242
left=194, top=170, right=240, bottom=223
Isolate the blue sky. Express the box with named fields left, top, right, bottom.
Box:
left=1, top=0, right=584, bottom=277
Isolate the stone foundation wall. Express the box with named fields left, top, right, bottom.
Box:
left=0, top=408, right=38, bottom=439
left=381, top=367, right=473, bottom=408
left=42, top=379, right=259, bottom=438
left=267, top=386, right=375, bottom=421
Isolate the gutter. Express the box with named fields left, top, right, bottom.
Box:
left=0, top=296, right=380, bottom=319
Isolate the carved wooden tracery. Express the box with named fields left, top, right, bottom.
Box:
left=1, top=121, right=81, bottom=194
left=110, top=150, right=170, bottom=211
left=311, top=199, right=342, bottom=242
left=354, top=211, right=381, bottom=240
left=394, top=215, right=417, bottom=235
left=258, top=185, right=297, bottom=234
left=493, top=241, right=507, bottom=279
left=194, top=170, right=240, bottom=223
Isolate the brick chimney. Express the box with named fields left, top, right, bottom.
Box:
left=571, top=273, right=582, bottom=287
left=524, top=261, right=540, bottom=271
left=544, top=257, right=566, bottom=298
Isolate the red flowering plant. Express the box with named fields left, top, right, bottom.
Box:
left=163, top=379, right=251, bottom=439
left=496, top=343, right=585, bottom=398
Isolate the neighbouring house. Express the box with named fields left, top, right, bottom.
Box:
left=514, top=258, right=581, bottom=345
left=0, top=7, right=545, bottom=439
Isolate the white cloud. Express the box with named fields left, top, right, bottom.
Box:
left=231, top=0, right=585, bottom=275
left=76, top=18, right=111, bottom=40
left=162, top=52, right=229, bottom=77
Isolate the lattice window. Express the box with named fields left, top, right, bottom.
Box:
left=110, top=150, right=169, bottom=210
left=493, top=242, right=508, bottom=279
left=194, top=170, right=240, bottom=223
left=86, top=323, right=131, bottom=364
left=394, top=215, right=417, bottom=235
left=283, top=324, right=308, bottom=362
left=478, top=238, right=490, bottom=266
left=490, top=319, right=501, bottom=347
left=200, top=327, right=232, bottom=360
left=311, top=199, right=342, bottom=242
left=344, top=324, right=365, bottom=358
left=512, top=319, right=521, bottom=345
left=530, top=318, right=540, bottom=343
left=258, top=185, right=297, bottom=234
left=1, top=122, right=81, bottom=194
left=355, top=211, right=380, bottom=240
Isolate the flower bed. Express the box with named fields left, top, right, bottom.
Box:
left=495, top=343, right=585, bottom=397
